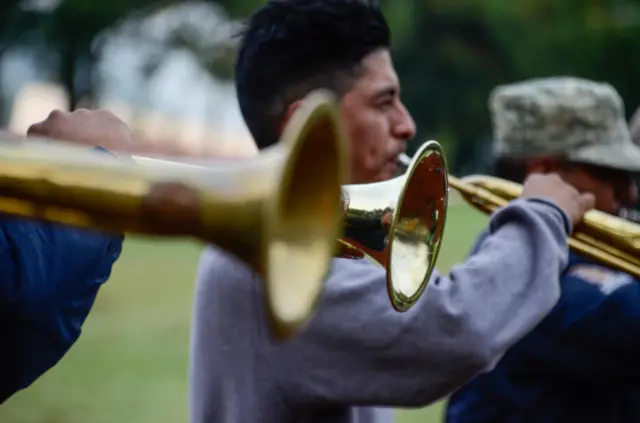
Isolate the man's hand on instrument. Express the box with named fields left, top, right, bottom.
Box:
left=27, top=109, right=132, bottom=152
left=521, top=172, right=596, bottom=232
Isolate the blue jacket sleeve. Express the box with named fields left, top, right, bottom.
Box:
left=510, top=264, right=640, bottom=381
left=0, top=217, right=123, bottom=403
left=471, top=231, right=640, bottom=381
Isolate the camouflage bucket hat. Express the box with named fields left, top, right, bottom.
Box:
left=490, top=76, right=640, bottom=172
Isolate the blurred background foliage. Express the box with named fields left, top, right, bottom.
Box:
left=2, top=0, right=640, bottom=173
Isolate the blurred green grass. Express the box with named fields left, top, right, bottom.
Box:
left=0, top=204, right=488, bottom=423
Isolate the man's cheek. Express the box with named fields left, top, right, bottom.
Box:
left=350, top=144, right=374, bottom=171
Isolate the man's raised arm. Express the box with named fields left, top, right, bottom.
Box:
left=267, top=174, right=593, bottom=407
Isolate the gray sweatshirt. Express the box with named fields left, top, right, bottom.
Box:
left=189, top=199, right=570, bottom=423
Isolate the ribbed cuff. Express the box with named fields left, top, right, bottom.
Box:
left=524, top=197, right=572, bottom=235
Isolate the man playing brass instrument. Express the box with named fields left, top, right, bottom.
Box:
left=447, top=77, right=640, bottom=423
left=189, top=2, right=595, bottom=422
left=0, top=110, right=126, bottom=403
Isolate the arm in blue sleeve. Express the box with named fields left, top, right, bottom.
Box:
left=0, top=217, right=123, bottom=403
left=509, top=267, right=640, bottom=381
left=470, top=226, right=640, bottom=381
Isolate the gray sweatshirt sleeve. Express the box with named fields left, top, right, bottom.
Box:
left=267, top=198, right=569, bottom=408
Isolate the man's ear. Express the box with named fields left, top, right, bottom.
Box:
left=279, top=100, right=303, bottom=134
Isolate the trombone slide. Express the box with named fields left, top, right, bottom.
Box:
left=450, top=175, right=640, bottom=279
left=399, top=149, right=640, bottom=278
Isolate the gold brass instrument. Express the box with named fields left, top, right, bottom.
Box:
left=398, top=145, right=640, bottom=279
left=140, top=141, right=451, bottom=313
left=454, top=175, right=640, bottom=278
left=0, top=90, right=348, bottom=339
left=338, top=141, right=449, bottom=311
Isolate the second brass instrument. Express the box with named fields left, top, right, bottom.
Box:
left=0, top=90, right=348, bottom=339
left=453, top=174, right=640, bottom=278
left=338, top=141, right=449, bottom=311
left=399, top=146, right=640, bottom=279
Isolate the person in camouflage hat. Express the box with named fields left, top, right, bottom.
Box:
left=446, top=76, right=640, bottom=423
left=490, top=76, right=640, bottom=215
left=492, top=77, right=640, bottom=171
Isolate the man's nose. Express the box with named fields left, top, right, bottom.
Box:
left=394, top=103, right=416, bottom=141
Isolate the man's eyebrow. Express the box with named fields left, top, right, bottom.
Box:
left=372, top=85, right=398, bottom=99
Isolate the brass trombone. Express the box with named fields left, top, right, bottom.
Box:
left=0, top=90, right=348, bottom=339
left=398, top=145, right=640, bottom=279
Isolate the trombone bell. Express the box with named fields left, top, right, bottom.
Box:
left=339, top=141, right=449, bottom=311
left=0, top=90, right=347, bottom=339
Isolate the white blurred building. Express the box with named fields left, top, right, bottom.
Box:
left=0, top=1, right=258, bottom=157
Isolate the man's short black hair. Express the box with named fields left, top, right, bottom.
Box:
left=235, top=0, right=390, bottom=149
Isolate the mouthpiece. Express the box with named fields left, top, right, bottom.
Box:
left=397, top=153, right=412, bottom=171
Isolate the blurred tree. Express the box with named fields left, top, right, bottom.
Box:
left=392, top=6, right=510, bottom=172
left=3, top=0, right=640, bottom=176
left=388, top=0, right=640, bottom=173
left=214, top=0, right=261, bottom=18
left=0, top=0, right=225, bottom=109
left=50, top=0, right=195, bottom=108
